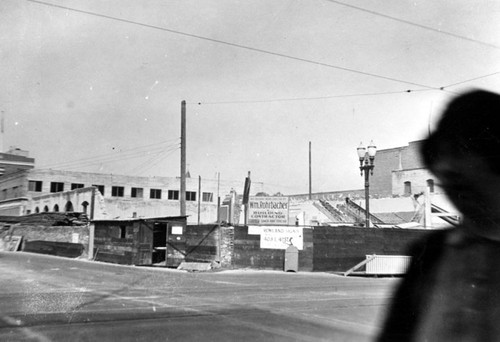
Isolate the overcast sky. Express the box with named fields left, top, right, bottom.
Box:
left=2, top=0, right=500, bottom=195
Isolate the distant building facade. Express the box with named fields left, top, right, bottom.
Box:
left=290, top=140, right=443, bottom=201
left=0, top=168, right=265, bottom=223
left=0, top=147, right=35, bottom=178
left=369, top=140, right=425, bottom=197
left=371, top=140, right=444, bottom=198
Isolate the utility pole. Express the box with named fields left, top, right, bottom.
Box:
left=217, top=172, right=220, bottom=223
left=243, top=171, right=251, bottom=225
left=216, top=172, right=221, bottom=262
left=197, top=175, right=201, bottom=225
left=309, top=141, right=312, bottom=200
left=180, top=100, right=186, bottom=216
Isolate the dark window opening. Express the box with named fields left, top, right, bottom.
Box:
left=168, top=190, right=179, bottom=200
left=112, top=186, right=124, bottom=197
left=404, top=181, right=412, bottom=196
left=120, top=226, right=127, bottom=239
left=427, top=179, right=435, bottom=193
left=186, top=191, right=197, bottom=201
left=150, top=189, right=162, bottom=199
left=53, top=204, right=59, bottom=212
left=43, top=206, right=49, bottom=212
left=28, top=180, right=43, bottom=192
left=71, top=183, right=84, bottom=190
left=131, top=187, right=143, bottom=198
left=50, top=182, right=64, bottom=193
left=92, top=185, right=105, bottom=196
left=202, top=192, right=213, bottom=202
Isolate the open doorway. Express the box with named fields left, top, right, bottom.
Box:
left=152, top=223, right=166, bottom=265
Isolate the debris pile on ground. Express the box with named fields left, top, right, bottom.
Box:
left=15, top=212, right=89, bottom=226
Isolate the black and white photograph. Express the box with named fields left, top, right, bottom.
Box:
left=1, top=1, right=499, bottom=341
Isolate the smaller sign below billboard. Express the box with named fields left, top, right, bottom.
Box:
left=258, top=226, right=303, bottom=250
left=248, top=196, right=289, bottom=225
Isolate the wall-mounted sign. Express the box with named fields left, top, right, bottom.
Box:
left=171, top=226, right=183, bottom=235
left=258, top=226, right=303, bottom=250
left=248, top=196, right=289, bottom=225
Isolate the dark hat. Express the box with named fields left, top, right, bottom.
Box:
left=422, top=90, right=500, bottom=174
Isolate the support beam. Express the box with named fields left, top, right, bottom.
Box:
left=180, top=100, right=186, bottom=216
left=309, top=141, right=312, bottom=200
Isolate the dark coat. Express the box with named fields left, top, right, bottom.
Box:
left=378, top=228, right=500, bottom=342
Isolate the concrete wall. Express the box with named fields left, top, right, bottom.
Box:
left=27, top=186, right=221, bottom=223
left=174, top=224, right=433, bottom=273
left=232, top=226, right=314, bottom=271
left=29, top=187, right=99, bottom=216
left=7, top=224, right=90, bottom=257
left=104, top=198, right=218, bottom=223
left=312, top=226, right=433, bottom=272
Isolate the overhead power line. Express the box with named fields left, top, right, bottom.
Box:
left=40, top=145, right=180, bottom=172
left=194, top=70, right=499, bottom=106
left=38, top=139, right=180, bottom=170
left=132, top=147, right=180, bottom=176
left=27, top=0, right=444, bottom=90
left=441, top=71, right=500, bottom=89
left=39, top=141, right=179, bottom=169
left=324, top=0, right=500, bottom=50
left=194, top=88, right=431, bottom=105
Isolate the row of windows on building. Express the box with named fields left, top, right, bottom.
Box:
left=403, top=179, right=435, bottom=195
left=28, top=180, right=214, bottom=202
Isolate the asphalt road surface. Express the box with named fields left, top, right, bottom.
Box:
left=0, top=252, right=399, bottom=342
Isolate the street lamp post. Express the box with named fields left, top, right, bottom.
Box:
left=357, top=141, right=377, bottom=228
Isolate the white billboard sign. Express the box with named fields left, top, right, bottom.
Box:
left=248, top=196, right=289, bottom=225
left=259, top=226, right=303, bottom=250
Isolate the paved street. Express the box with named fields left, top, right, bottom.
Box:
left=0, top=252, right=398, bottom=341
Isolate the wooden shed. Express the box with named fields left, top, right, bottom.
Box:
left=92, top=216, right=187, bottom=266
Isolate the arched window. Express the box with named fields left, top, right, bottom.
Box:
left=35, top=207, right=40, bottom=213
left=43, top=205, right=49, bottom=212
left=65, top=201, right=74, bottom=212
left=427, top=179, right=435, bottom=193
left=404, top=181, right=412, bottom=196
left=54, top=204, right=59, bottom=212
left=81, top=201, right=89, bottom=215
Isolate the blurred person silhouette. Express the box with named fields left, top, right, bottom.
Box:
left=378, top=90, right=500, bottom=342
